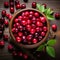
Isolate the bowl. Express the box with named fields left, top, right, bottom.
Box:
left=9, top=8, right=50, bottom=49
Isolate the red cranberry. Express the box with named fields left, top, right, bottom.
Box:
left=29, top=15, right=33, bottom=19
left=29, top=11, right=34, bottom=15
left=32, top=17, right=36, bottom=23
left=21, top=4, right=26, bottom=9
left=36, top=27, right=40, bottom=32
left=41, top=32, right=45, bottom=37
left=1, top=10, right=6, bottom=17
left=32, top=38, right=37, bottom=44
left=22, top=36, right=26, bottom=40
left=27, top=19, right=31, bottom=24
left=40, top=17, right=46, bottom=23
left=8, top=15, right=12, bottom=20
left=14, top=18, right=19, bottom=23
left=18, top=25, right=23, bottom=31
left=12, top=28, right=15, bottom=33
left=10, top=7, right=14, bottom=13
left=36, top=21, right=43, bottom=27
left=55, top=13, right=60, bottom=19
left=24, top=11, right=29, bottom=17
left=30, top=28, right=36, bottom=34
left=8, top=44, right=13, bottom=51
left=43, top=26, right=47, bottom=32
left=42, top=3, right=47, bottom=8
left=18, top=52, right=23, bottom=56
left=18, top=32, right=23, bottom=37
left=3, top=34, right=8, bottom=41
left=4, top=20, right=9, bottom=27
left=12, top=51, right=17, bottom=56
left=15, top=28, right=18, bottom=33
left=35, top=32, right=39, bottom=38
left=26, top=25, right=31, bottom=31
left=18, top=16, right=23, bottom=20
left=38, top=36, right=43, bottom=41
left=31, top=24, right=36, bottom=29
left=16, top=4, right=20, bottom=9
left=52, top=24, right=57, bottom=31
left=15, top=22, right=20, bottom=27
left=27, top=34, right=32, bottom=41
left=0, top=40, right=5, bottom=47
left=4, top=2, right=9, bottom=8
left=15, top=0, right=19, bottom=5
left=34, top=12, right=39, bottom=17
left=6, top=13, right=10, bottom=18
left=23, top=54, right=28, bottom=59
left=16, top=37, right=21, bottom=43
left=23, top=16, right=28, bottom=20
left=10, top=2, right=14, bottom=7
left=39, top=27, right=43, bottom=32
left=32, top=2, right=36, bottom=8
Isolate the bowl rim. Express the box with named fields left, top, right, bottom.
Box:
left=9, top=8, right=50, bottom=49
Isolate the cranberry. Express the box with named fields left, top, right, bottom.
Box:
left=1, top=10, right=6, bottom=17
left=38, top=36, right=43, bottom=41
left=22, top=36, right=26, bottom=40
left=43, top=26, right=47, bottom=32
left=16, top=37, right=21, bottom=43
left=12, top=28, right=15, bottom=33
left=27, top=34, right=32, bottom=41
left=10, top=7, right=14, bottom=13
left=4, top=2, right=9, bottom=8
left=39, top=27, right=43, bottom=32
left=15, top=0, right=19, bottom=5
left=29, top=11, right=34, bottom=15
left=55, top=13, right=60, bottom=19
left=15, top=28, right=18, bottom=33
left=31, top=24, right=36, bottom=29
left=18, top=32, right=23, bottom=37
left=30, top=28, right=36, bottom=34
left=15, top=22, right=20, bottom=27
left=32, top=38, right=37, bottom=44
left=29, top=15, right=33, bottom=19
left=18, top=25, right=23, bottom=31
left=3, top=34, right=8, bottom=41
left=32, top=2, right=36, bottom=8
left=42, top=3, right=47, bottom=8
left=35, top=32, right=39, bottom=38
left=14, top=18, right=19, bottom=23
left=40, top=17, right=46, bottom=23
left=23, top=54, right=28, bottom=59
left=26, top=25, right=31, bottom=31
left=9, top=0, right=14, bottom=2
left=12, top=51, right=17, bottom=56
left=32, top=17, right=36, bottom=23
left=0, top=40, right=5, bottom=47
left=36, top=27, right=40, bottom=32
left=34, top=12, right=39, bottom=17
left=24, top=11, right=29, bottom=17
left=36, top=21, right=43, bottom=27
left=27, top=19, right=31, bottom=24
left=18, top=16, right=23, bottom=20
left=10, top=2, right=14, bottom=7
left=8, top=44, right=13, bottom=51
left=21, top=4, right=26, bottom=9
left=41, top=32, right=45, bottom=37
left=6, top=13, right=10, bottom=18
left=21, top=20, right=27, bottom=26
left=18, top=52, right=23, bottom=56
left=4, top=20, right=9, bottom=27
left=52, top=24, right=57, bottom=31
left=16, top=4, right=20, bottom=9
left=8, top=15, right=12, bottom=20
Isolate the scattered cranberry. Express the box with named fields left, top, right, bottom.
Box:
left=3, top=34, right=8, bottom=41
left=0, top=40, right=5, bottom=47
left=15, top=0, right=19, bottom=5
left=42, top=3, right=47, bottom=8
left=10, top=7, right=14, bottom=13
left=55, top=13, right=60, bottom=19
left=32, top=2, right=36, bottom=8
left=10, top=2, right=14, bottom=7
left=8, top=15, right=12, bottom=20
left=16, top=4, right=20, bottom=9
left=21, top=4, right=26, bottom=9
left=52, top=24, right=57, bottom=31
left=4, top=2, right=9, bottom=8
left=6, top=13, right=10, bottom=18
left=4, top=20, right=9, bottom=27
left=23, top=54, right=28, bottom=59
left=1, top=10, right=6, bottom=17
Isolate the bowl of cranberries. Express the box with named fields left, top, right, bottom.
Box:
left=9, top=8, right=49, bottom=49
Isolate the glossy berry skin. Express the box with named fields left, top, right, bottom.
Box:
left=16, top=4, right=20, bottom=9
left=6, top=13, right=10, bottom=18
left=10, top=2, right=14, bottom=7
left=32, top=2, right=36, bottom=8
left=43, top=26, right=47, bottom=32
left=4, top=2, right=9, bottom=8
left=3, top=35, right=8, bottom=41
left=24, top=11, right=29, bottom=17
left=41, top=32, right=45, bottom=37
left=55, top=13, right=60, bottom=19
left=1, top=10, right=6, bottom=17
left=4, top=20, right=9, bottom=27
left=18, top=32, right=23, bottom=37
left=8, top=15, right=12, bottom=20
left=32, top=38, right=37, bottom=44
left=16, top=37, right=21, bottom=43
left=15, top=0, right=19, bottom=5
left=34, top=12, right=39, bottom=17
left=0, top=40, right=5, bottom=47
left=52, top=24, right=57, bottom=31
left=21, top=4, right=26, bottom=9
left=10, top=7, right=14, bottom=13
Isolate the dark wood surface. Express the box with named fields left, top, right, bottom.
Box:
left=0, top=0, right=60, bottom=60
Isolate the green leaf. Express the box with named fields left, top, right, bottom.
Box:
left=46, top=14, right=55, bottom=20
left=36, top=45, right=45, bottom=51
left=36, top=4, right=45, bottom=12
left=46, top=46, right=55, bottom=58
left=47, top=39, right=56, bottom=46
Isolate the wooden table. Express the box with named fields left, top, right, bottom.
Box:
left=0, top=0, right=60, bottom=60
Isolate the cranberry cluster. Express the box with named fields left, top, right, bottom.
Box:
left=12, top=10, right=48, bottom=44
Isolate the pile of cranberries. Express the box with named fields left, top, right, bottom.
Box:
left=12, top=10, right=48, bottom=45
